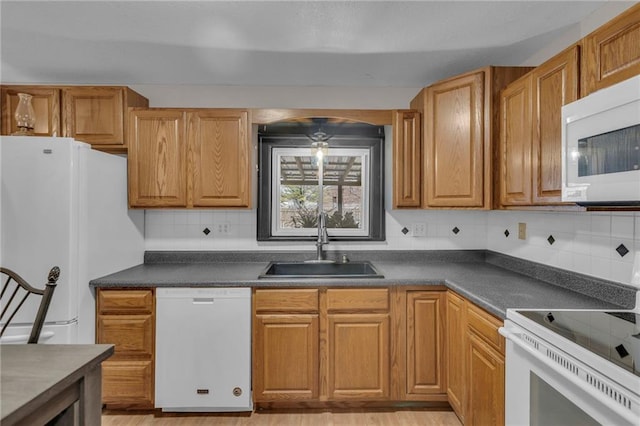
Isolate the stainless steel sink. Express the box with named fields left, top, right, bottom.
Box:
left=258, top=261, right=384, bottom=279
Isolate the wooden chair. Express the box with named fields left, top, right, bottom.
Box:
left=0, top=266, right=60, bottom=343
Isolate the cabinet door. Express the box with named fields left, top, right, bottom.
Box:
left=425, top=71, right=485, bottom=207
left=582, top=4, right=640, bottom=96
left=253, top=314, right=319, bottom=401
left=404, top=291, right=445, bottom=396
left=96, top=315, right=154, bottom=359
left=532, top=46, right=579, bottom=204
left=187, top=110, right=251, bottom=208
left=445, top=291, right=466, bottom=420
left=102, top=360, right=154, bottom=408
left=500, top=74, right=533, bottom=206
left=128, top=110, right=187, bottom=207
left=327, top=313, right=390, bottom=400
left=1, top=86, right=60, bottom=137
left=466, top=333, right=505, bottom=426
left=392, top=110, right=422, bottom=208
left=62, top=87, right=125, bottom=146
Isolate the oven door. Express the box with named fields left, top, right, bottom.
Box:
left=501, top=321, right=638, bottom=426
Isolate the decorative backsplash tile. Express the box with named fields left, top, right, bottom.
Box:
left=616, top=243, right=629, bottom=257
left=488, top=211, right=640, bottom=288
left=144, top=208, right=640, bottom=288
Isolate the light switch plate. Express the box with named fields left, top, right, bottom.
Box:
left=518, top=223, right=527, bottom=240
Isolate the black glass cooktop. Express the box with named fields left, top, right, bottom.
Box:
left=517, top=310, right=640, bottom=377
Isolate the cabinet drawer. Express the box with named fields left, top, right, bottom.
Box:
left=98, top=289, right=153, bottom=314
left=467, top=303, right=504, bottom=355
left=254, top=289, right=319, bottom=313
left=102, top=360, right=154, bottom=407
left=97, top=314, right=154, bottom=358
left=326, top=288, right=389, bottom=312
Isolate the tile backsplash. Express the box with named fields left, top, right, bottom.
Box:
left=145, top=208, right=640, bottom=289
left=144, top=209, right=489, bottom=253
left=487, top=210, right=640, bottom=288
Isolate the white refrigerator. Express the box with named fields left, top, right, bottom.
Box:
left=0, top=136, right=144, bottom=344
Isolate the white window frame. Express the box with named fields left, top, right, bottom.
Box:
left=271, top=147, right=370, bottom=237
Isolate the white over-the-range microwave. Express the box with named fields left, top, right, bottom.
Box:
left=562, top=74, right=640, bottom=206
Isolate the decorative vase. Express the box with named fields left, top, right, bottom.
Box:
left=12, top=93, right=36, bottom=136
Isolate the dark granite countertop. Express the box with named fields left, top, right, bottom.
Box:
left=90, top=250, right=638, bottom=319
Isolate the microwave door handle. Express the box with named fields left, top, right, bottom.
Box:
left=500, top=327, right=638, bottom=425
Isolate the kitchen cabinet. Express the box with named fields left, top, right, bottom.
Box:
left=581, top=3, right=640, bottom=97
left=128, top=110, right=187, bottom=207
left=392, top=110, right=422, bottom=208
left=96, top=288, right=155, bottom=409
left=466, top=302, right=505, bottom=426
left=253, top=286, right=445, bottom=406
left=0, top=85, right=148, bottom=151
left=1, top=86, right=60, bottom=137
left=500, top=46, right=579, bottom=207
left=409, top=67, right=531, bottom=209
left=393, top=288, right=447, bottom=401
left=62, top=86, right=148, bottom=150
left=128, top=108, right=251, bottom=209
left=500, top=74, right=533, bottom=206
left=187, top=110, right=251, bottom=207
left=445, top=290, right=505, bottom=426
left=326, top=288, right=390, bottom=400
left=445, top=290, right=466, bottom=420
left=253, top=289, right=319, bottom=402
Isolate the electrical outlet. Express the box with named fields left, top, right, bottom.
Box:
left=216, top=223, right=230, bottom=235
left=412, top=223, right=427, bottom=237
left=518, top=223, right=527, bottom=240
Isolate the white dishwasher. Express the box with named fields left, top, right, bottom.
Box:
left=155, top=287, right=252, bottom=412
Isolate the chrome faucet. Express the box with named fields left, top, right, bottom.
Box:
left=315, top=212, right=330, bottom=262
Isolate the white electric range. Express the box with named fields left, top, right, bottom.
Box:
left=500, top=292, right=640, bottom=425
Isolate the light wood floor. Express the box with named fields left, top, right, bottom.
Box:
left=102, top=409, right=462, bottom=425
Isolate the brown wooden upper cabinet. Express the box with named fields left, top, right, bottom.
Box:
left=392, top=110, right=422, bottom=208
left=0, top=85, right=148, bottom=151
left=128, top=108, right=251, bottom=209
left=581, top=3, right=640, bottom=97
left=1, top=86, right=60, bottom=137
left=500, top=45, right=579, bottom=207
left=409, top=67, right=531, bottom=209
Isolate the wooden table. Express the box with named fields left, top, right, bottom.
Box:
left=1, top=344, right=114, bottom=425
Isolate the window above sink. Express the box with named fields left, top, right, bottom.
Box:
left=257, top=119, right=385, bottom=242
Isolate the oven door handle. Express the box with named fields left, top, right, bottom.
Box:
left=499, top=327, right=638, bottom=425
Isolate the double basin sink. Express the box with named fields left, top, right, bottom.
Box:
left=258, top=260, right=384, bottom=279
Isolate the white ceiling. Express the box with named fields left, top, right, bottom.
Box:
left=0, top=1, right=612, bottom=87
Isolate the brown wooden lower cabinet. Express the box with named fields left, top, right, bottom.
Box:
left=327, top=313, right=390, bottom=400
left=466, top=332, right=505, bottom=426
left=399, top=290, right=446, bottom=399
left=446, top=290, right=505, bottom=426
left=446, top=290, right=467, bottom=420
left=253, top=286, right=447, bottom=406
left=253, top=314, right=319, bottom=401
left=101, top=360, right=154, bottom=407
left=96, top=288, right=155, bottom=409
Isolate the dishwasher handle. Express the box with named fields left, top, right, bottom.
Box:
left=192, top=298, right=215, bottom=304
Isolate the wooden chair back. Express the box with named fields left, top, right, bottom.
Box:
left=0, top=266, right=60, bottom=343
